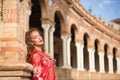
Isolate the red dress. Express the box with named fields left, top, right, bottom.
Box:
left=30, top=50, right=56, bottom=80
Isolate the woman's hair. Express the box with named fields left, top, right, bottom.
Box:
left=25, top=27, right=44, bottom=62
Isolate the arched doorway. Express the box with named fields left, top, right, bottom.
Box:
left=54, top=11, right=63, bottom=66
left=83, top=33, right=89, bottom=71
left=113, top=47, right=117, bottom=73
left=94, top=39, right=100, bottom=72
left=29, top=0, right=43, bottom=31
left=70, top=24, right=77, bottom=68
left=104, top=44, right=109, bottom=73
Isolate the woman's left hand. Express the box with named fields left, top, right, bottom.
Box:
left=44, top=52, right=52, bottom=59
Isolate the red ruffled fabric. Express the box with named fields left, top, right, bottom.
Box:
left=30, top=50, right=56, bottom=80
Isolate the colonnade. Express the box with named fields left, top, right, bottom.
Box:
left=41, top=23, right=120, bottom=74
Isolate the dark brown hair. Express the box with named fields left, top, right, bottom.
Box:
left=25, top=27, right=44, bottom=62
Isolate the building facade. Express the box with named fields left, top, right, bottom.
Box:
left=0, top=0, right=120, bottom=80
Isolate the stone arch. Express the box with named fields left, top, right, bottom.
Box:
left=70, top=24, right=78, bottom=68
left=94, top=39, right=100, bottom=72
left=83, top=32, right=90, bottom=71
left=104, top=43, right=109, bottom=73
left=68, top=19, right=79, bottom=34
left=39, top=0, right=48, bottom=19
left=113, top=47, right=117, bottom=73
left=54, top=11, right=66, bottom=34
left=70, top=24, right=79, bottom=41
left=54, top=11, right=67, bottom=33
left=53, top=11, right=65, bottom=67
left=29, top=0, right=45, bottom=31
left=51, top=4, right=66, bottom=27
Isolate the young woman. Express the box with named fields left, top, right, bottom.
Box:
left=25, top=28, right=56, bottom=80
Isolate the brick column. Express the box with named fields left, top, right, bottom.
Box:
left=0, top=0, right=33, bottom=80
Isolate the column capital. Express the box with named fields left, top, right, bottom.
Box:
left=98, top=51, right=104, bottom=55
left=61, top=34, right=71, bottom=43
left=61, top=35, right=68, bottom=40
left=108, top=53, right=113, bottom=57
left=61, top=32, right=71, bottom=37
left=67, top=36, right=71, bottom=42
left=42, top=24, right=51, bottom=30
left=75, top=39, right=83, bottom=44
left=116, top=57, right=120, bottom=60
left=50, top=26, right=55, bottom=32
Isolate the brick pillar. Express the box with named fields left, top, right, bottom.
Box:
left=0, top=0, right=33, bottom=80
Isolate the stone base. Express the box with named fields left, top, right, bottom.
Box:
left=56, top=67, right=120, bottom=80
left=0, top=62, right=33, bottom=80
left=0, top=77, right=30, bottom=80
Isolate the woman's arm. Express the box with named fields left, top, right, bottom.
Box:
left=31, top=53, right=43, bottom=78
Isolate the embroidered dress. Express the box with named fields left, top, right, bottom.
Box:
left=30, top=50, right=56, bottom=80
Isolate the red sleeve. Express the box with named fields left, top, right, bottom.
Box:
left=30, top=52, right=43, bottom=78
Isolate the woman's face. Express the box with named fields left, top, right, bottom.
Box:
left=30, top=31, right=44, bottom=47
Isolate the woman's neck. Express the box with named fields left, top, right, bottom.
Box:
left=34, top=46, right=42, bottom=52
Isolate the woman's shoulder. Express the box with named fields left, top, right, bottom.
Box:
left=31, top=50, right=44, bottom=56
left=30, top=50, right=44, bottom=61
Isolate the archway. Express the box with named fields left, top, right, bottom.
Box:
left=83, top=33, right=89, bottom=71
left=54, top=11, right=63, bottom=66
left=29, top=0, right=43, bottom=32
left=104, top=44, right=109, bottom=73
left=113, top=47, right=117, bottom=73
left=94, top=39, right=100, bottom=72
left=70, top=24, right=77, bottom=68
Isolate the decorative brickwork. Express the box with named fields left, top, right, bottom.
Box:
left=0, top=0, right=32, bottom=80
